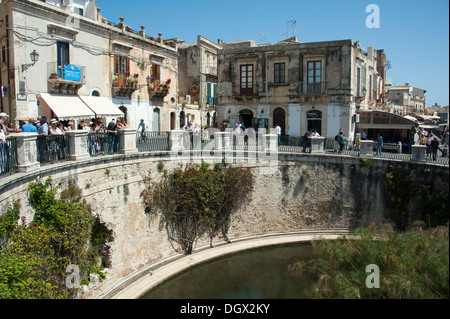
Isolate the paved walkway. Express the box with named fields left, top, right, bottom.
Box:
left=97, top=229, right=350, bottom=299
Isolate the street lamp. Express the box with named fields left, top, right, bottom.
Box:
left=362, top=86, right=367, bottom=98
left=22, top=50, right=40, bottom=72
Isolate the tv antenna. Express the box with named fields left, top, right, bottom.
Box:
left=233, top=31, right=239, bottom=42
left=281, top=20, right=297, bottom=39
left=385, top=60, right=392, bottom=71
left=259, top=32, right=266, bottom=44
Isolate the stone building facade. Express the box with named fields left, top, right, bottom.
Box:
left=216, top=37, right=386, bottom=140
left=177, top=35, right=222, bottom=129
left=0, top=0, right=180, bottom=131
left=386, top=83, right=427, bottom=116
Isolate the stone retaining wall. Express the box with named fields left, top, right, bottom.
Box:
left=1, top=152, right=448, bottom=298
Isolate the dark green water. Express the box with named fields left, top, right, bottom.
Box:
left=142, top=243, right=315, bottom=299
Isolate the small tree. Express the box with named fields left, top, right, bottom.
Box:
left=141, top=163, right=254, bottom=254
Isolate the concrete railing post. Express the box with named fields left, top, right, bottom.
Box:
left=170, top=130, right=185, bottom=152
left=411, top=145, right=426, bottom=162
left=118, top=128, right=138, bottom=154
left=214, top=132, right=231, bottom=151
left=261, top=134, right=277, bottom=152
left=12, top=133, right=40, bottom=173
left=360, top=140, right=374, bottom=157
left=310, top=137, right=325, bottom=154
left=65, top=130, right=90, bottom=161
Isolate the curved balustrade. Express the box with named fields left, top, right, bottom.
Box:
left=1, top=130, right=448, bottom=181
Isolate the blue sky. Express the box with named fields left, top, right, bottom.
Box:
left=97, top=0, right=449, bottom=106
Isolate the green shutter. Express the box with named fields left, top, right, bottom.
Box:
left=207, top=82, right=212, bottom=99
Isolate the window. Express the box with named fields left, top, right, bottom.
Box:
left=74, top=7, right=84, bottom=16
left=274, top=63, right=286, bottom=84
left=307, top=61, right=322, bottom=94
left=57, top=41, right=70, bottom=77
left=114, top=56, right=130, bottom=75
left=356, top=67, right=361, bottom=96
left=240, top=64, right=253, bottom=95
left=369, top=75, right=373, bottom=100
left=152, top=64, right=161, bottom=82
left=207, top=82, right=217, bottom=105
left=1, top=46, right=6, bottom=64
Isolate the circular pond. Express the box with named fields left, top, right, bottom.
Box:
left=142, top=243, right=315, bottom=299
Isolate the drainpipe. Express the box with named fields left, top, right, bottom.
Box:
left=265, top=51, right=274, bottom=124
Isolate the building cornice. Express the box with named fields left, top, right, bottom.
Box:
left=11, top=0, right=179, bottom=57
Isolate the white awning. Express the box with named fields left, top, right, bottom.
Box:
left=38, top=93, right=95, bottom=120
left=79, top=96, right=124, bottom=118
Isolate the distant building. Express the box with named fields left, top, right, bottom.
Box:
left=386, top=83, right=427, bottom=115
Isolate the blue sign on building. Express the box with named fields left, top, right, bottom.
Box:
left=64, top=64, right=81, bottom=82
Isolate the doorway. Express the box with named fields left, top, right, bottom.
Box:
left=307, top=110, right=322, bottom=135
left=153, top=108, right=160, bottom=132
left=273, top=108, right=286, bottom=135
left=239, top=109, right=253, bottom=129
left=170, top=112, right=176, bottom=130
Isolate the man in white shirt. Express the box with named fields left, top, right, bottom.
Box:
left=275, top=124, right=282, bottom=146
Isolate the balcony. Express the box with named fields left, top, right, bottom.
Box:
left=112, top=73, right=140, bottom=98
left=297, top=81, right=328, bottom=102
left=148, top=79, right=171, bottom=100
left=47, top=62, right=86, bottom=94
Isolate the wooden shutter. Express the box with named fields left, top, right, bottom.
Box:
left=114, top=56, right=119, bottom=75
left=126, top=57, right=130, bottom=73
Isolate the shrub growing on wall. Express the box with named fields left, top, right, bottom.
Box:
left=0, top=178, right=109, bottom=299
left=141, top=162, right=254, bottom=254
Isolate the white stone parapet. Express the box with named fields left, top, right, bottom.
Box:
left=214, top=132, right=231, bottom=151
left=66, top=130, right=90, bottom=161
left=118, top=129, right=138, bottom=155
left=360, top=140, right=374, bottom=157
left=11, top=133, right=40, bottom=173
left=411, top=145, right=426, bottom=162
left=170, top=130, right=185, bottom=152
left=310, top=137, right=325, bottom=154
left=261, top=134, right=277, bottom=152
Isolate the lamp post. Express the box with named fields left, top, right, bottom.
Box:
left=21, top=50, right=39, bottom=72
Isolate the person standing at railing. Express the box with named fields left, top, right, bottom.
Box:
left=303, top=129, right=312, bottom=153
left=117, top=118, right=129, bottom=129
left=38, top=116, right=48, bottom=136
left=275, top=124, right=282, bottom=146
left=376, top=133, right=383, bottom=156
left=430, top=137, right=439, bottom=161
left=22, top=118, right=38, bottom=133
left=337, top=130, right=345, bottom=154
left=107, top=119, right=117, bottom=154
left=0, top=124, right=6, bottom=174
left=354, top=131, right=361, bottom=152
left=137, top=119, right=146, bottom=138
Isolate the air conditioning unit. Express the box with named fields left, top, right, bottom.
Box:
left=185, top=95, right=191, bottom=104
left=62, top=0, right=72, bottom=6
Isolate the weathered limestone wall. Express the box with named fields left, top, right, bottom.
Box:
left=0, top=153, right=448, bottom=297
